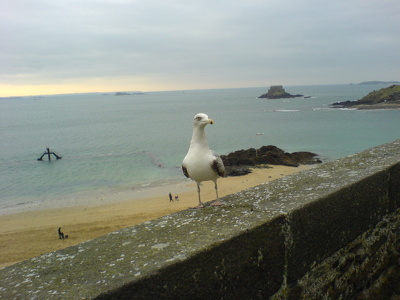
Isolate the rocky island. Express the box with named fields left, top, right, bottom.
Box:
left=114, top=92, right=144, bottom=96
left=258, top=85, right=304, bottom=99
left=220, top=145, right=321, bottom=176
left=331, top=84, right=400, bottom=110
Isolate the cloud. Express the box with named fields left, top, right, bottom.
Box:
left=1, top=0, right=399, bottom=95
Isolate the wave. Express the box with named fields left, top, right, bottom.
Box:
left=339, top=108, right=357, bottom=111
left=312, top=107, right=332, bottom=111
left=274, top=109, right=300, bottom=112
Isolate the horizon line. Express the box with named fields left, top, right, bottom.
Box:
left=0, top=82, right=374, bottom=98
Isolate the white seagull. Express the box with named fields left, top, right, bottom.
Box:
left=182, top=113, right=225, bottom=208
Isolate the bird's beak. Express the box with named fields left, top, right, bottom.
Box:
left=208, top=119, right=214, bottom=125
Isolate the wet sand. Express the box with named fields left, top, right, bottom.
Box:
left=0, top=165, right=311, bottom=269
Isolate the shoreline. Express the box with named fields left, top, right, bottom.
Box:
left=0, top=175, right=190, bottom=217
left=0, top=165, right=312, bottom=269
left=355, top=104, right=400, bottom=110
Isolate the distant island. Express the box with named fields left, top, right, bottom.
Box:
left=114, top=92, right=144, bottom=96
left=354, top=81, right=400, bottom=85
left=0, top=96, right=23, bottom=100
left=331, top=84, right=400, bottom=110
left=258, top=85, right=304, bottom=99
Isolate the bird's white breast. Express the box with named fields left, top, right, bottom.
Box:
left=183, top=149, right=219, bottom=183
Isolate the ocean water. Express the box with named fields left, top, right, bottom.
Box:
left=1, top=84, right=399, bottom=214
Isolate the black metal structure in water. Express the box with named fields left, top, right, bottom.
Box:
left=37, top=148, right=62, bottom=161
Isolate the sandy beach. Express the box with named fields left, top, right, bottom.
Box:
left=0, top=165, right=311, bottom=269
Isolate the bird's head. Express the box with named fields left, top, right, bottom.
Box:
left=193, top=113, right=214, bottom=127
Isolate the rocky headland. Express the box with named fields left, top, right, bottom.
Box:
left=220, top=145, right=321, bottom=176
left=258, top=85, right=304, bottom=99
left=331, top=84, right=400, bottom=110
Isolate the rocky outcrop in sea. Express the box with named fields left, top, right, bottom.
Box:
left=220, top=145, right=321, bottom=176
left=258, top=85, right=303, bottom=99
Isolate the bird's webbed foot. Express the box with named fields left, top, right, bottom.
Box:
left=211, top=199, right=224, bottom=206
left=190, top=202, right=205, bottom=209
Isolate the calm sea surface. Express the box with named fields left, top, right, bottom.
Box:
left=1, top=84, right=399, bottom=214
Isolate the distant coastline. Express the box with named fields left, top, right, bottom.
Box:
left=332, top=84, right=400, bottom=110
left=352, top=81, right=400, bottom=86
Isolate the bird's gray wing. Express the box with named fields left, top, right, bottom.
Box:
left=211, top=151, right=225, bottom=177
left=182, top=164, right=190, bottom=178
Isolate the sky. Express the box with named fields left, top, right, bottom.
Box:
left=1, top=0, right=399, bottom=97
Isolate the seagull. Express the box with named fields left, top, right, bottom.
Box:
left=182, top=113, right=225, bottom=208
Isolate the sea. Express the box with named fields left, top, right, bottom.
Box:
left=1, top=84, right=400, bottom=215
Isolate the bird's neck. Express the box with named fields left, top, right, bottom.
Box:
left=190, top=126, right=209, bottom=151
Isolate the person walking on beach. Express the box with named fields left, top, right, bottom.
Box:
left=58, top=227, right=65, bottom=239
left=169, top=192, right=173, bottom=202
left=58, top=227, right=69, bottom=239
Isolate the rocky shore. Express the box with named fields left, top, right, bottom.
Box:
left=331, top=84, right=400, bottom=109
left=221, top=145, right=321, bottom=176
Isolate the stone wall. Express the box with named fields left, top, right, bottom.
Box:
left=273, top=209, right=400, bottom=299
left=1, top=140, right=400, bottom=299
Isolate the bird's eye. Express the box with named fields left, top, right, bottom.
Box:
left=195, top=116, right=202, bottom=121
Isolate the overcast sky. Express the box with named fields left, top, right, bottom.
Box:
left=1, top=0, right=399, bottom=96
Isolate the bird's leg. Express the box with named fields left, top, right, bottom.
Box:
left=190, top=183, right=205, bottom=209
left=211, top=181, right=223, bottom=206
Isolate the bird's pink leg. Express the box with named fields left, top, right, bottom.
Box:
left=211, top=181, right=223, bottom=206
left=190, top=183, right=205, bottom=209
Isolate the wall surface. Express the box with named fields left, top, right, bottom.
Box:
left=280, top=209, right=400, bottom=299
left=1, top=140, right=400, bottom=299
